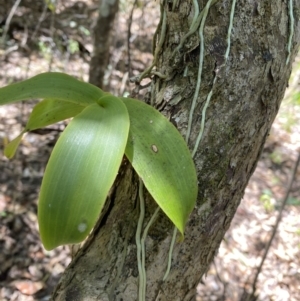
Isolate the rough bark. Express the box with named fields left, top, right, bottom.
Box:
left=52, top=1, right=300, bottom=300
left=89, top=0, right=119, bottom=88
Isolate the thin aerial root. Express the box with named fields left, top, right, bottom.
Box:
left=185, top=0, right=215, bottom=143
left=163, top=227, right=177, bottom=281
left=192, top=75, right=217, bottom=157
left=224, top=0, right=237, bottom=62
left=286, top=0, right=294, bottom=65
left=136, top=178, right=146, bottom=301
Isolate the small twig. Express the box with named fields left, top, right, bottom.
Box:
left=127, top=0, right=138, bottom=78
left=31, top=1, right=48, bottom=41
left=1, top=0, right=22, bottom=44
left=48, top=4, right=57, bottom=72
left=250, top=152, right=300, bottom=297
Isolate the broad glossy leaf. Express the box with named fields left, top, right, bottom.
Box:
left=38, top=96, right=129, bottom=250
left=0, top=72, right=104, bottom=106
left=122, top=97, right=198, bottom=234
left=25, top=98, right=85, bottom=131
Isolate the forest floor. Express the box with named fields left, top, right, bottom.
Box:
left=0, top=1, right=300, bottom=301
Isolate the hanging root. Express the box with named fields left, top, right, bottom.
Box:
left=224, top=0, right=237, bottom=63
left=136, top=178, right=146, bottom=301
left=192, top=74, right=217, bottom=157
left=190, top=0, right=237, bottom=156
left=136, top=179, right=160, bottom=300
left=163, top=227, right=178, bottom=281
left=185, top=0, right=216, bottom=143
left=162, top=0, right=239, bottom=284
left=286, top=0, right=294, bottom=65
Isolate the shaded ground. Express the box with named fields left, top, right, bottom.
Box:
left=0, top=1, right=300, bottom=300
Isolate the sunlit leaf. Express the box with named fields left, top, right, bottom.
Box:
left=122, top=97, right=198, bottom=234
left=38, top=96, right=129, bottom=250
left=0, top=72, right=105, bottom=106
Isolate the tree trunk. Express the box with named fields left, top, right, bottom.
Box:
left=89, top=0, right=119, bottom=89
left=52, top=1, right=299, bottom=300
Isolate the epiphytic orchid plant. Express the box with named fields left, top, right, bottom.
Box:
left=0, top=73, right=197, bottom=250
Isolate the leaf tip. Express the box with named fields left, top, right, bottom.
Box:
left=3, top=131, right=26, bottom=159
left=177, top=231, right=184, bottom=242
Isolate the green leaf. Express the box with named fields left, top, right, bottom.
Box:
left=38, top=96, right=130, bottom=250
left=122, top=97, right=198, bottom=234
left=0, top=72, right=105, bottom=106
left=25, top=98, right=85, bottom=131
left=3, top=99, right=85, bottom=159
left=45, top=0, right=56, bottom=11
left=4, top=131, right=26, bottom=159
